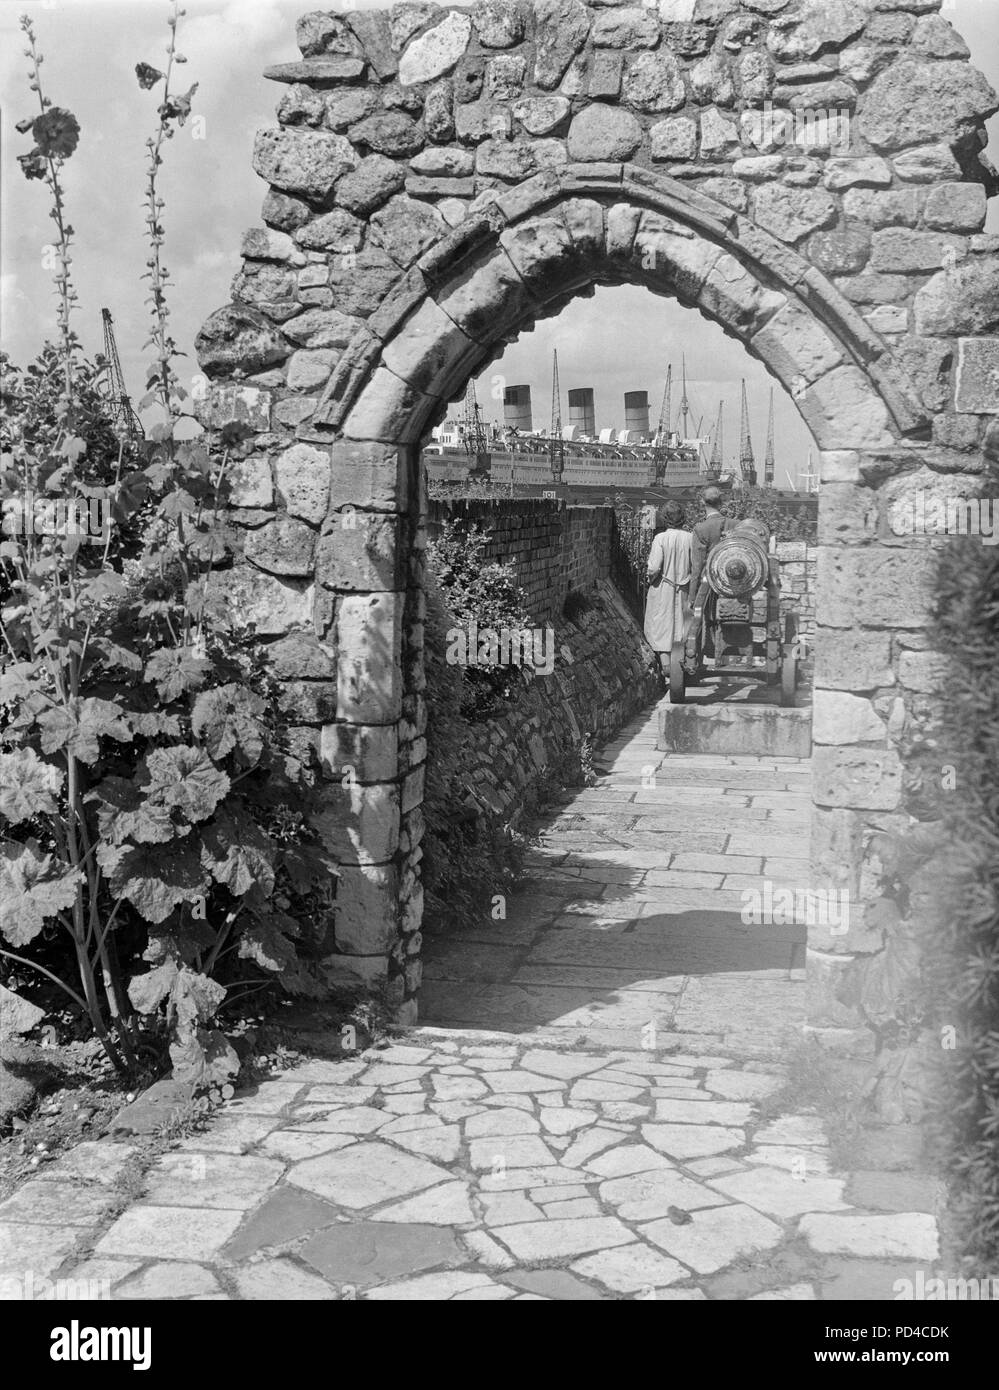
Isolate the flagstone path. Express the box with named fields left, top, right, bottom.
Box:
left=0, top=707, right=944, bottom=1300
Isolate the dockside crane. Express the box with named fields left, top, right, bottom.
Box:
left=99, top=308, right=144, bottom=443
left=652, top=363, right=672, bottom=473
left=738, top=379, right=757, bottom=487
left=460, top=380, right=489, bottom=467
left=678, top=355, right=690, bottom=440
left=549, top=349, right=565, bottom=480
left=706, top=400, right=723, bottom=481
left=763, top=388, right=775, bottom=488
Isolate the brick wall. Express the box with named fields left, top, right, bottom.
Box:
left=427, top=498, right=612, bottom=624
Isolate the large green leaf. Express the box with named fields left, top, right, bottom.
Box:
left=191, top=683, right=266, bottom=763
left=201, top=811, right=275, bottom=897
left=88, top=776, right=176, bottom=845
left=142, top=745, right=230, bottom=823
left=0, top=840, right=80, bottom=945
left=127, top=960, right=178, bottom=1014
left=169, top=1026, right=239, bottom=1088
left=0, top=748, right=63, bottom=824
left=103, top=840, right=207, bottom=924
left=37, top=698, right=132, bottom=764
left=144, top=646, right=210, bottom=701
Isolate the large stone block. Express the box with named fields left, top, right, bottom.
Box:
left=915, top=258, right=999, bottom=337
left=336, top=592, right=404, bottom=723
left=869, top=230, right=959, bottom=274
left=751, top=300, right=845, bottom=390
left=321, top=722, right=399, bottom=783
left=435, top=247, right=539, bottom=344
left=333, top=864, right=400, bottom=954
left=805, top=949, right=863, bottom=1029
left=398, top=11, right=471, bottom=85
left=812, top=747, right=903, bottom=811
left=697, top=253, right=786, bottom=339
left=311, top=781, right=401, bottom=865
left=196, top=305, right=289, bottom=378
left=328, top=249, right=400, bottom=318
left=336, top=154, right=407, bottom=215
left=194, top=381, right=272, bottom=431
left=631, top=211, right=721, bottom=302
left=752, top=184, right=836, bottom=244
left=857, top=59, right=998, bottom=152
left=897, top=651, right=947, bottom=695
left=923, top=182, right=987, bottom=234
left=205, top=566, right=314, bottom=636
left=816, top=482, right=877, bottom=545
left=817, top=547, right=937, bottom=629
left=622, top=50, right=686, bottom=112
left=796, top=368, right=895, bottom=450
left=244, top=516, right=317, bottom=577
left=567, top=103, right=642, bottom=161
left=814, top=630, right=893, bottom=692
left=252, top=128, right=357, bottom=201
left=534, top=0, right=591, bottom=91
left=813, top=692, right=886, bottom=747
left=650, top=117, right=697, bottom=162
left=328, top=440, right=409, bottom=512
left=315, top=514, right=402, bottom=591
left=341, top=365, right=437, bottom=443
left=274, top=443, right=331, bottom=524
left=382, top=297, right=480, bottom=400
left=955, top=339, right=999, bottom=414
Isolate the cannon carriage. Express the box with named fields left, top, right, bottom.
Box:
left=669, top=518, right=799, bottom=707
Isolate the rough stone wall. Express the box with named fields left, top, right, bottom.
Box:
left=435, top=576, right=660, bottom=834
left=428, top=496, right=612, bottom=621
left=191, top=0, right=998, bottom=1062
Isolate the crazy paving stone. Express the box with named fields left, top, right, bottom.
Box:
left=259, top=1132, right=357, bottom=1163
left=541, top=1198, right=603, bottom=1219
left=224, top=1082, right=305, bottom=1114
left=300, top=1220, right=466, bottom=1288
left=520, top=1049, right=610, bottom=1079
left=140, top=1153, right=284, bottom=1210
left=502, top=1268, right=607, bottom=1301
left=539, top=1107, right=597, bottom=1135
left=96, top=1206, right=243, bottom=1261
left=709, top=1167, right=849, bottom=1219
left=114, top=1263, right=222, bottom=1300
left=495, top=1216, right=636, bottom=1261
left=176, top=1115, right=281, bottom=1154
left=469, top=1134, right=555, bottom=1171
left=365, top=1271, right=510, bottom=1300
left=599, top=1170, right=731, bottom=1220
left=481, top=1191, right=546, bottom=1227
left=359, top=1064, right=431, bottom=1085
left=704, top=1070, right=783, bottom=1101
left=0, top=1223, right=85, bottom=1280
left=746, top=1145, right=832, bottom=1176
left=465, top=1108, right=541, bottom=1138
left=571, top=1243, right=689, bottom=1293
left=843, top=1171, right=944, bottom=1214
left=753, top=1115, right=827, bottom=1146
left=233, top=1258, right=338, bottom=1300
left=289, top=1141, right=453, bottom=1209
left=463, top=1230, right=515, bottom=1268
left=641, top=1203, right=784, bottom=1275
left=301, top=1085, right=377, bottom=1105
left=431, top=1075, right=488, bottom=1101
left=0, top=1181, right=122, bottom=1227
left=370, top=1181, right=476, bottom=1225
left=585, top=1144, right=675, bottom=1179
left=749, top=1283, right=816, bottom=1300
left=290, top=1104, right=390, bottom=1134
left=383, top=1094, right=429, bottom=1114
left=479, top=1165, right=592, bottom=1191
left=389, top=1125, right=462, bottom=1163
left=487, top=1071, right=568, bottom=1094
left=562, top=1127, right=631, bottom=1168
left=799, top=1212, right=939, bottom=1261
left=642, top=1124, right=745, bottom=1159
left=31, top=1142, right=139, bottom=1188
left=221, top=1185, right=342, bottom=1262
left=653, top=1099, right=754, bottom=1126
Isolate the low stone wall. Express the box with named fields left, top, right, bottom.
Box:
left=427, top=497, right=612, bottom=623
left=433, top=576, right=660, bottom=831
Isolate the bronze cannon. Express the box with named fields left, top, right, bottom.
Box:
left=669, top=518, right=800, bottom=706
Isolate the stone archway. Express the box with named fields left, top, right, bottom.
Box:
left=195, top=1, right=998, bottom=1075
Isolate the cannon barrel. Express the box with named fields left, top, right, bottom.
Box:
left=705, top=518, right=770, bottom=599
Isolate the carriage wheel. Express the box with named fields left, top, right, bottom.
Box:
left=781, top=612, right=799, bottom=708
left=669, top=641, right=687, bottom=704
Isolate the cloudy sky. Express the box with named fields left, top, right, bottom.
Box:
left=2, top=0, right=996, bottom=487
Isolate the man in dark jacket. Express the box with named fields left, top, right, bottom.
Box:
left=689, top=485, right=727, bottom=597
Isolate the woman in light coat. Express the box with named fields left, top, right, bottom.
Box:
left=644, top=501, right=691, bottom=674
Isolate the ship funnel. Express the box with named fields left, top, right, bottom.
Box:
left=503, top=383, right=532, bottom=432
left=624, top=390, right=650, bottom=438
left=567, top=387, right=596, bottom=437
